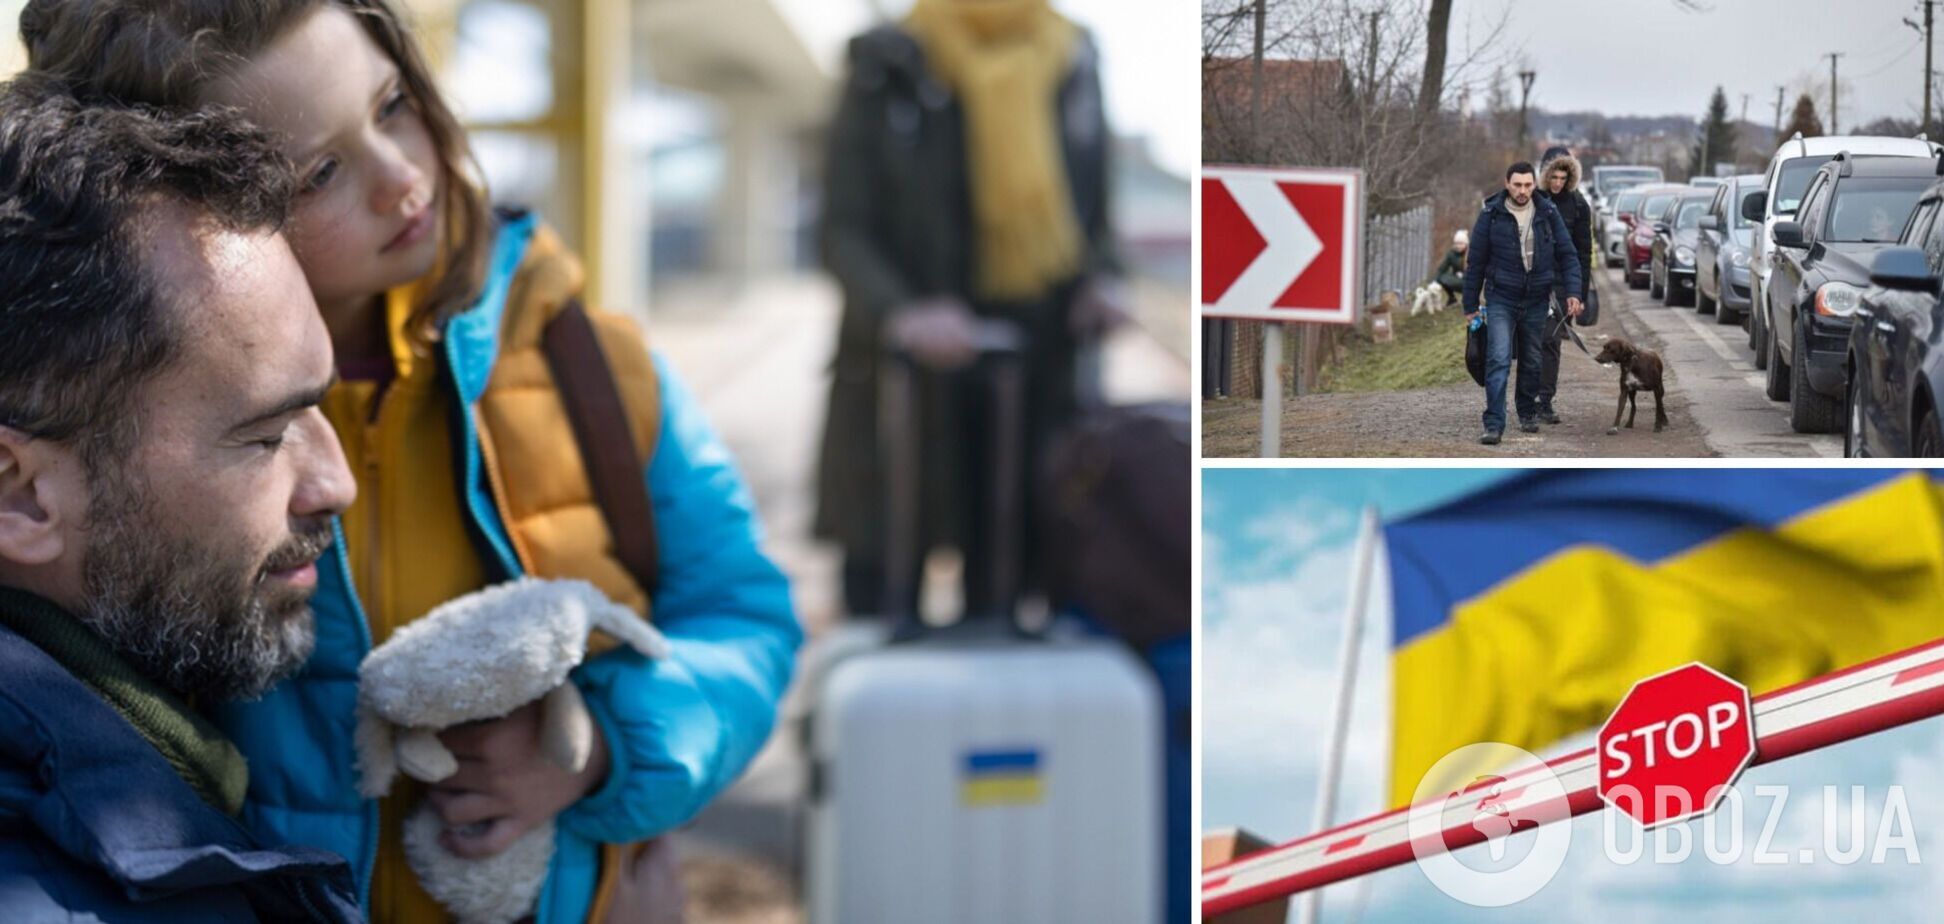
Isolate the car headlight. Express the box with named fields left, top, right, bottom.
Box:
left=1730, top=249, right=1749, bottom=268
left=1815, top=281, right=1863, bottom=317
left=1675, top=245, right=1695, bottom=266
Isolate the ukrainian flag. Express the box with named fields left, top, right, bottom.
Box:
left=1384, top=469, right=1944, bottom=807
left=961, top=749, right=1045, bottom=807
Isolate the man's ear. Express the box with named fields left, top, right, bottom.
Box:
left=0, top=427, right=75, bottom=567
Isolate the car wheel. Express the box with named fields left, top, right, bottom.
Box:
left=1918, top=408, right=1944, bottom=457
left=1716, top=294, right=1738, bottom=325
left=1763, top=308, right=1790, bottom=400
left=1628, top=258, right=1647, bottom=290
left=1696, top=280, right=1715, bottom=315
left=1663, top=272, right=1683, bottom=306
left=1650, top=260, right=1664, bottom=300
left=1788, top=321, right=1842, bottom=433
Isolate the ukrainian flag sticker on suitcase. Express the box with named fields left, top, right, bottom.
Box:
left=961, top=748, right=1045, bottom=807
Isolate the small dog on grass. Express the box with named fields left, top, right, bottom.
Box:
left=1410, top=284, right=1450, bottom=317
left=1593, top=338, right=1668, bottom=434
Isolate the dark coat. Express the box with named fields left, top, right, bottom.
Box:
left=1539, top=152, right=1594, bottom=299
left=1433, top=247, right=1466, bottom=291
left=0, top=611, right=362, bottom=923
left=1542, top=188, right=1593, bottom=299
left=1463, top=191, right=1582, bottom=313
left=815, top=25, right=1119, bottom=567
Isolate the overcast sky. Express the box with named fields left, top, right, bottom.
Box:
left=1456, top=0, right=1939, bottom=129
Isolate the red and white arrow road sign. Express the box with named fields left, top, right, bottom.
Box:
left=1200, top=165, right=1363, bottom=324
left=1201, top=637, right=1944, bottom=918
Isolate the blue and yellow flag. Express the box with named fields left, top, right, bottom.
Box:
left=1383, top=469, right=1944, bottom=807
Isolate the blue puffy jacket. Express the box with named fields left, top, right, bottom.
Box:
left=0, top=616, right=363, bottom=923
left=1462, top=190, right=1583, bottom=313
left=206, top=213, right=803, bottom=924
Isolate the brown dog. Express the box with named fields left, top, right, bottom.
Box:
left=1593, top=338, right=1668, bottom=434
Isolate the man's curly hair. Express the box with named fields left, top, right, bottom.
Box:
left=0, top=76, right=296, bottom=469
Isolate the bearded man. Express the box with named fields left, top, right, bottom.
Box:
left=0, top=80, right=362, bottom=921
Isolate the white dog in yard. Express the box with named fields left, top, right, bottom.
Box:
left=1410, top=284, right=1450, bottom=316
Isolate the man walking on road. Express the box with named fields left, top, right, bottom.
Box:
left=1465, top=161, right=1584, bottom=445
left=1534, top=151, right=1595, bottom=425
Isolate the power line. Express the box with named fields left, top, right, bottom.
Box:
left=1853, top=37, right=1923, bottom=79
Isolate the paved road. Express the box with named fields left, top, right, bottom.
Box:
left=1602, top=265, right=1841, bottom=458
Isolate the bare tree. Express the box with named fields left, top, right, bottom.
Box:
left=1201, top=0, right=1513, bottom=213
left=1417, top=0, right=1452, bottom=115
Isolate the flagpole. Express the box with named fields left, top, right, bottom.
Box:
left=1297, top=505, right=1381, bottom=924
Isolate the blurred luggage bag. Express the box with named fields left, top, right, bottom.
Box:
left=1040, top=401, right=1190, bottom=649
left=803, top=323, right=1164, bottom=924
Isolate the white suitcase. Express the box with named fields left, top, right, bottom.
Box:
left=802, top=323, right=1165, bottom=923
left=805, top=635, right=1163, bottom=924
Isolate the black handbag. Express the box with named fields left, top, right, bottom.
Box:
left=1465, top=316, right=1488, bottom=386
left=1577, top=285, right=1601, bottom=326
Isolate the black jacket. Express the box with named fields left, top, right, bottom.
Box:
left=815, top=24, right=1118, bottom=561
left=1539, top=188, right=1593, bottom=299
left=1463, top=191, right=1582, bottom=313
left=1538, top=152, right=1594, bottom=299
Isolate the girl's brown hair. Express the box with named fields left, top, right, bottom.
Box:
left=21, top=0, right=493, bottom=333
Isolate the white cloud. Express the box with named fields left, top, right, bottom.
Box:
left=1238, top=498, right=1355, bottom=572
left=1202, top=536, right=1395, bottom=841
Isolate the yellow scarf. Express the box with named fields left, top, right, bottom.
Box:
left=905, top=0, right=1083, bottom=301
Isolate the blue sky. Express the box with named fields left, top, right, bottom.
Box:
left=1204, top=469, right=1944, bottom=922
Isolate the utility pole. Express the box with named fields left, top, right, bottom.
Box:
left=1518, top=69, right=1537, bottom=155
left=1363, top=10, right=1383, bottom=103
left=1827, top=52, right=1844, bottom=135
left=1739, top=93, right=1750, bottom=171
left=1249, top=0, right=1265, bottom=146
left=1911, top=1, right=1936, bottom=136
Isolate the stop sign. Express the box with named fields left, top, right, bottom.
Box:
left=1597, top=662, right=1755, bottom=829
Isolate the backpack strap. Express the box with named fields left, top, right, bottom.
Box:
left=542, top=298, right=661, bottom=595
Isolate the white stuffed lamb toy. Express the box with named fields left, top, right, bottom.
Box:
left=355, top=577, right=670, bottom=924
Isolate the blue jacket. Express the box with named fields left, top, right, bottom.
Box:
left=207, top=213, right=803, bottom=924
left=0, top=619, right=362, bottom=923
left=1462, top=191, right=1583, bottom=312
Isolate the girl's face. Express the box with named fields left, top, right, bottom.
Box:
left=204, top=4, right=443, bottom=317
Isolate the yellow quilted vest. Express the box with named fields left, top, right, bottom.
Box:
left=477, top=223, right=661, bottom=622
left=339, top=222, right=663, bottom=924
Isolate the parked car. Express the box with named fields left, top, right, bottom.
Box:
left=1589, top=164, right=1664, bottom=212
left=1604, top=189, right=1645, bottom=262
left=1626, top=184, right=1687, bottom=289
left=1689, top=176, right=1725, bottom=189
left=1650, top=190, right=1715, bottom=305
left=1846, top=223, right=1944, bottom=456
left=1694, top=174, right=1765, bottom=325
left=1743, top=131, right=1940, bottom=371
left=1762, top=151, right=1934, bottom=433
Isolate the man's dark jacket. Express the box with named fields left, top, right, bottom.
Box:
left=1538, top=153, right=1594, bottom=304
left=0, top=588, right=362, bottom=922
left=1462, top=190, right=1582, bottom=313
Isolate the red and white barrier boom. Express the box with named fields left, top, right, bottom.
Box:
left=1201, top=636, right=1944, bottom=917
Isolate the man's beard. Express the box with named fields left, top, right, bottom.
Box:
left=76, top=466, right=331, bottom=702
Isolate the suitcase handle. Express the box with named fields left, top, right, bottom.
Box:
left=879, top=318, right=1033, bottom=638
